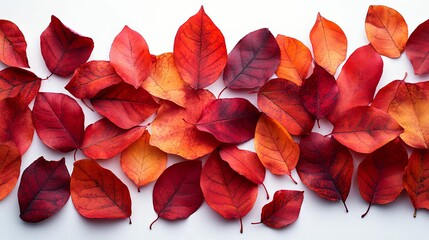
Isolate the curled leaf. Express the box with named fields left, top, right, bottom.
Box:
left=0, top=19, right=29, bottom=68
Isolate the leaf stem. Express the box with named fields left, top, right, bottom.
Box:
left=289, top=173, right=298, bottom=184
left=73, top=149, right=78, bottom=161
left=342, top=200, right=349, bottom=213
left=413, top=208, right=417, bottom=218
left=239, top=217, right=243, bottom=234
left=261, top=182, right=270, bottom=200
left=41, top=73, right=53, bottom=80
left=129, top=217, right=132, bottom=224
left=218, top=86, right=227, bottom=99
left=149, top=216, right=160, bottom=230
left=81, top=99, right=94, bottom=111
left=251, top=221, right=262, bottom=225
left=317, top=119, right=321, bottom=128
left=361, top=203, right=372, bottom=218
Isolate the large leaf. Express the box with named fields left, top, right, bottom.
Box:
left=0, top=67, right=41, bottom=105
left=18, top=157, right=70, bottom=223
left=406, top=19, right=429, bottom=75
left=0, top=142, right=21, bottom=201
left=0, top=19, right=29, bottom=68
left=223, top=28, right=280, bottom=89
left=173, top=6, right=227, bottom=89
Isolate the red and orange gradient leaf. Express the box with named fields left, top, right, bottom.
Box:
left=0, top=19, right=29, bottom=68
left=0, top=142, right=21, bottom=201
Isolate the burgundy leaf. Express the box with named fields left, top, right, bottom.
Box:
left=406, top=19, right=429, bottom=75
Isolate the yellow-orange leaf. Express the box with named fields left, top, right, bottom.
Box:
left=310, top=13, right=347, bottom=75
left=365, top=5, right=408, bottom=58
left=254, top=114, right=299, bottom=183
left=120, top=130, right=167, bottom=190
left=275, top=35, right=312, bottom=85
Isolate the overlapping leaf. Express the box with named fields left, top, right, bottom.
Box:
left=0, top=142, right=21, bottom=201
left=0, top=19, right=29, bottom=68
left=0, top=67, right=41, bottom=105
left=406, top=19, right=429, bottom=75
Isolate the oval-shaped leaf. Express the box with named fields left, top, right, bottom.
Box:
left=0, top=19, right=29, bottom=68
left=80, top=118, right=145, bottom=160
left=71, top=159, right=131, bottom=219
left=365, top=5, right=408, bottom=58
left=40, top=15, right=94, bottom=77
left=110, top=26, right=151, bottom=89
left=18, top=157, right=70, bottom=223
left=0, top=142, right=21, bottom=201
left=196, top=98, right=260, bottom=144
left=173, top=6, right=227, bottom=89
left=332, top=106, right=403, bottom=154
left=406, top=19, right=429, bottom=75
left=310, top=13, right=347, bottom=75
left=32, top=92, right=84, bottom=152
left=150, top=160, right=203, bottom=229
left=0, top=67, right=41, bottom=105
left=223, top=28, right=280, bottom=89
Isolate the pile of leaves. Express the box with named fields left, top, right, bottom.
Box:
left=1, top=4, right=429, bottom=233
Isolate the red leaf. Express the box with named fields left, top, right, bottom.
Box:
left=91, top=82, right=159, bottom=129
left=253, top=190, right=303, bottom=229
left=327, top=44, right=383, bottom=122
left=332, top=106, right=403, bottom=154
left=80, top=118, right=145, bottom=160
left=258, top=78, right=314, bottom=135
left=404, top=150, right=429, bottom=217
left=150, top=161, right=204, bottom=229
left=0, top=67, right=41, bottom=105
left=300, top=64, right=338, bottom=123
left=0, top=142, right=21, bottom=200
left=71, top=159, right=131, bottom=219
left=358, top=139, right=408, bottom=217
left=0, top=99, right=34, bottom=155
left=200, top=151, right=258, bottom=233
left=297, top=133, right=353, bottom=211
left=32, top=92, right=84, bottom=152
left=0, top=19, right=29, bottom=68
left=406, top=19, right=429, bottom=75
left=18, top=157, right=70, bottom=223
left=223, top=28, right=280, bottom=89
left=65, top=60, right=123, bottom=99
left=109, top=26, right=151, bottom=89
left=196, top=98, right=260, bottom=144
left=173, top=6, right=227, bottom=89
left=40, top=15, right=94, bottom=77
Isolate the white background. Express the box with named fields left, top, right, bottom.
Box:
left=1, top=0, right=428, bottom=239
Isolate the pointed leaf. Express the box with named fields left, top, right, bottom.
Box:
left=32, top=92, right=84, bottom=152
left=365, top=5, right=408, bottom=58
left=275, top=34, right=312, bottom=85
left=0, top=142, right=21, bottom=200
left=40, top=15, right=94, bottom=77
left=357, top=139, right=408, bottom=217
left=65, top=60, right=123, bottom=99
left=120, top=130, right=167, bottom=189
left=71, top=159, right=131, bottom=219
left=332, top=106, right=403, bottom=154
left=91, top=82, right=159, bottom=129
left=109, top=26, right=151, bottom=88
left=310, top=13, right=347, bottom=75
left=0, top=19, right=29, bottom=68
left=0, top=67, right=41, bottom=105
left=18, top=157, right=70, bottom=223
left=223, top=28, right=280, bottom=89
left=406, top=19, right=429, bottom=75
left=173, top=6, right=227, bottom=89
left=80, top=118, right=145, bottom=160
left=196, top=98, right=260, bottom=144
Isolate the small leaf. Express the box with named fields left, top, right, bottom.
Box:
left=406, top=19, right=429, bottom=75
left=0, top=142, right=21, bottom=201
left=71, top=159, right=131, bottom=219
left=0, top=67, right=41, bottom=105
left=40, top=15, right=94, bottom=77
left=0, top=19, right=29, bottom=68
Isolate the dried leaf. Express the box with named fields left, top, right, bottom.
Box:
left=406, top=19, right=429, bottom=75
left=0, top=67, right=41, bottom=105
left=0, top=19, right=29, bottom=68
left=0, top=142, right=21, bottom=201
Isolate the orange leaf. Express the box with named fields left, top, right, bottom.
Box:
left=310, top=13, right=347, bottom=75
left=275, top=35, right=312, bottom=85
left=0, top=142, right=21, bottom=200
left=120, top=130, right=167, bottom=190
left=254, top=114, right=300, bottom=183
left=365, top=5, right=408, bottom=58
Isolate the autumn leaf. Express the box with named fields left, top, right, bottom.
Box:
left=65, top=61, right=123, bottom=99
left=71, top=159, right=131, bottom=219
left=275, top=34, right=312, bottom=85
left=0, top=19, right=29, bottom=68
left=91, top=82, right=159, bottom=129
left=297, top=133, right=353, bottom=211
left=200, top=151, right=258, bottom=233
left=0, top=142, right=21, bottom=201
left=252, top=190, right=304, bottom=229
left=196, top=98, right=260, bottom=144
left=150, top=160, right=203, bottom=229
left=32, top=92, right=84, bottom=152
left=120, top=130, right=167, bottom=190
left=110, top=26, right=151, bottom=89
left=80, top=118, right=145, bottom=160
left=173, top=6, right=227, bottom=89
left=406, top=19, right=429, bottom=75
left=0, top=67, right=41, bottom=105
left=223, top=28, right=280, bottom=89
left=254, top=114, right=300, bottom=183
left=310, top=13, right=347, bottom=75
left=332, top=106, right=403, bottom=154
left=258, top=78, right=314, bottom=135
left=40, top=15, right=94, bottom=77
left=365, top=5, right=408, bottom=58
left=18, top=157, right=70, bottom=223
left=358, top=139, right=408, bottom=217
